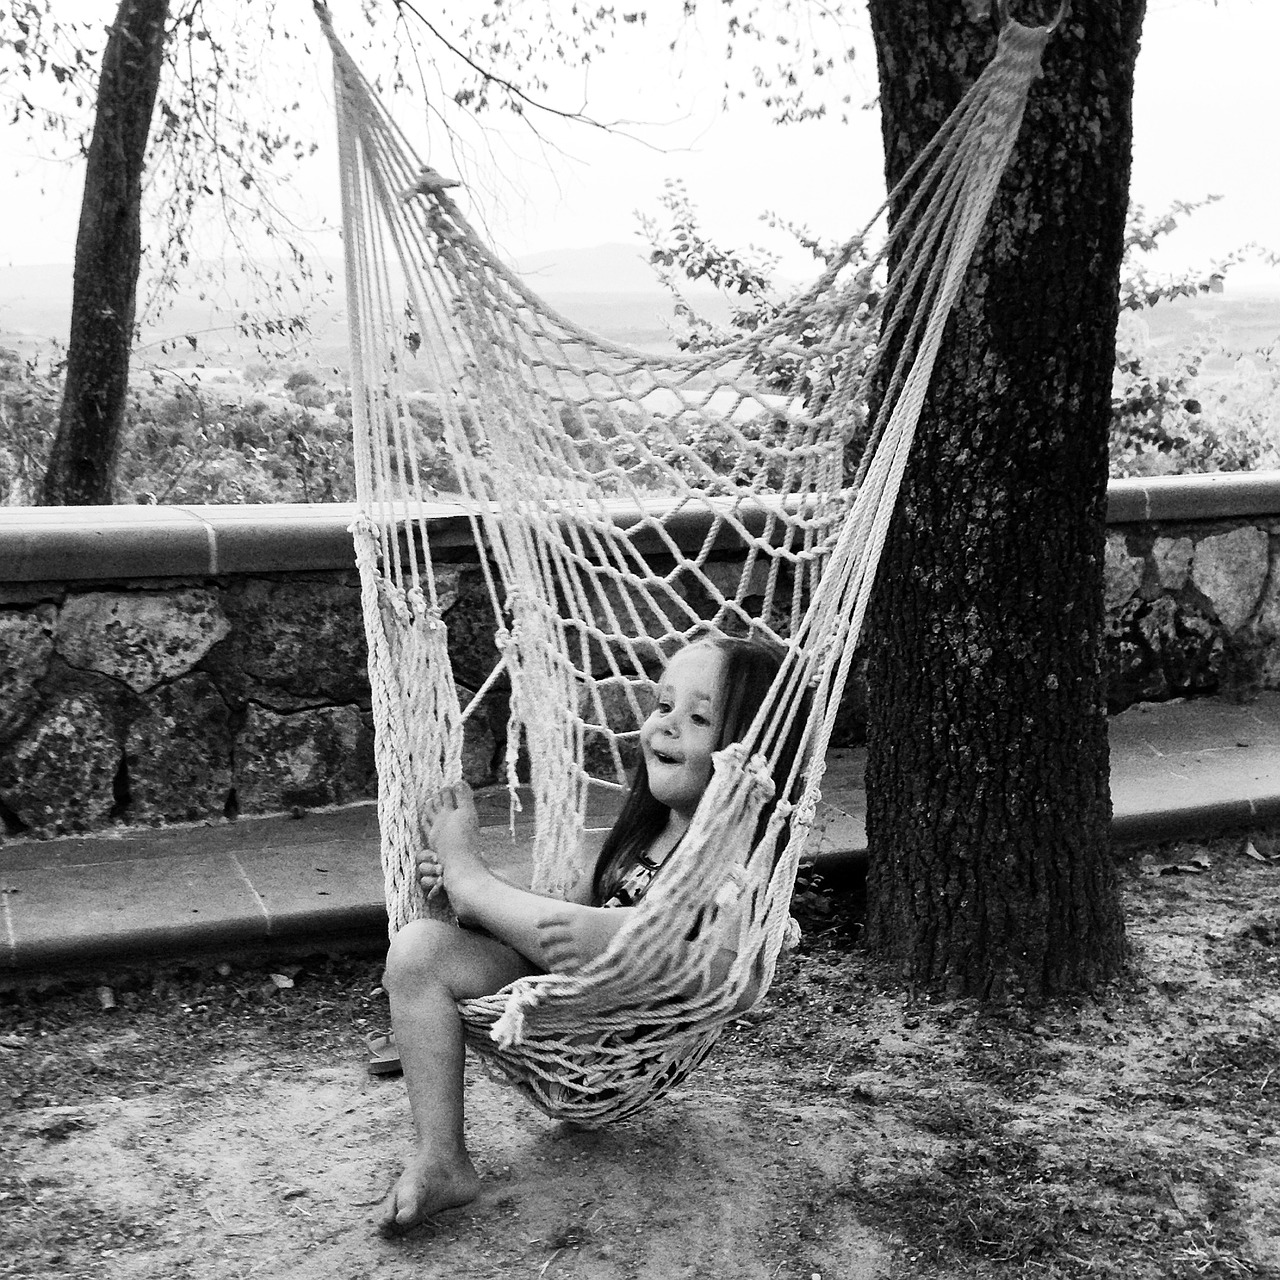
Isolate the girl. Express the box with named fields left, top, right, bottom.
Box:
left=377, top=635, right=793, bottom=1234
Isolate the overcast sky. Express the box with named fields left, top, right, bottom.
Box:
left=1, top=0, right=1277, bottom=293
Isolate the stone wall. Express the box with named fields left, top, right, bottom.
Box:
left=0, top=561, right=510, bottom=841
left=2, top=474, right=1279, bottom=843
left=1100, top=473, right=1280, bottom=709
left=1104, top=522, right=1278, bottom=709
left=0, top=573, right=375, bottom=837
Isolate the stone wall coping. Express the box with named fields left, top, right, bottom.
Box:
left=0, top=501, right=474, bottom=581
left=2, top=471, right=1278, bottom=583
left=1106, top=471, right=1280, bottom=524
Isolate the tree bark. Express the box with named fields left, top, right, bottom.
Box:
left=40, top=0, right=169, bottom=506
left=862, top=0, right=1144, bottom=998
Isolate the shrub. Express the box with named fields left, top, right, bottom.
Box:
left=641, top=189, right=1280, bottom=482
left=1110, top=201, right=1280, bottom=477
left=114, top=391, right=358, bottom=504
left=1110, top=315, right=1280, bottom=477
left=0, top=352, right=60, bottom=505
left=9, top=191, right=1276, bottom=509
left=293, top=384, right=328, bottom=409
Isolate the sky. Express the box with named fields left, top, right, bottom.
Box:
left=1, top=0, right=1277, bottom=294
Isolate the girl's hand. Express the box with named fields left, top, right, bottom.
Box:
left=415, top=849, right=444, bottom=900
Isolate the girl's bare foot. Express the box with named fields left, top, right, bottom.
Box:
left=424, top=784, right=482, bottom=855
left=537, top=904, right=624, bottom=972
left=377, top=1150, right=481, bottom=1235
left=423, top=785, right=494, bottom=925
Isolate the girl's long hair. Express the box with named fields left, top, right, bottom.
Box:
left=590, top=635, right=807, bottom=905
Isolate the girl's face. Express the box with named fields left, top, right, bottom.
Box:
left=640, top=643, right=726, bottom=822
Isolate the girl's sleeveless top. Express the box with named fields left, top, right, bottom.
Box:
left=598, top=849, right=665, bottom=909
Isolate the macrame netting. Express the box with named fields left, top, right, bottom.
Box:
left=317, top=6, right=1053, bottom=1122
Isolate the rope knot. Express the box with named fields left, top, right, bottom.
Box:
left=491, top=984, right=542, bottom=1048
left=401, top=165, right=462, bottom=203
left=713, top=864, right=751, bottom=909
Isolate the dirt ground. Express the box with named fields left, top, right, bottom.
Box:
left=2, top=831, right=1279, bottom=1280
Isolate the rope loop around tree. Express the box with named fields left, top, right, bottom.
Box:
left=996, top=0, right=1071, bottom=34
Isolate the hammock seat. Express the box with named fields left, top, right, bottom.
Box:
left=315, top=3, right=1056, bottom=1123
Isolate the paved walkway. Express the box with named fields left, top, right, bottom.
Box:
left=3, top=694, right=1279, bottom=975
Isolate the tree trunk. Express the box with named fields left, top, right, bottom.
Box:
left=40, top=0, right=169, bottom=506
left=862, top=0, right=1143, bottom=998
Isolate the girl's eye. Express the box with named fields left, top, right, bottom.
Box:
left=691, top=713, right=709, bottom=726
left=656, top=701, right=673, bottom=714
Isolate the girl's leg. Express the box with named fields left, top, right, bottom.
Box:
left=426, top=783, right=629, bottom=965
left=378, top=917, right=537, bottom=1233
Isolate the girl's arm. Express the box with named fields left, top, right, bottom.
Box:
left=423, top=787, right=759, bottom=987
left=448, top=871, right=633, bottom=972
left=438, top=843, right=762, bottom=995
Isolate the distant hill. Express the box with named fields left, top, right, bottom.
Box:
left=3, top=245, right=1275, bottom=368
left=0, top=243, right=725, bottom=359
left=517, top=242, right=675, bottom=294
left=1137, top=290, right=1280, bottom=358
left=0, top=263, right=71, bottom=345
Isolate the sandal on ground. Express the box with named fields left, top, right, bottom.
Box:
left=365, top=1030, right=402, bottom=1077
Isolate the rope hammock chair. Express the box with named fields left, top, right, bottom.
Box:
left=315, top=3, right=1058, bottom=1123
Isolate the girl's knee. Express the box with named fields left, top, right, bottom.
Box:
left=384, top=918, right=459, bottom=993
